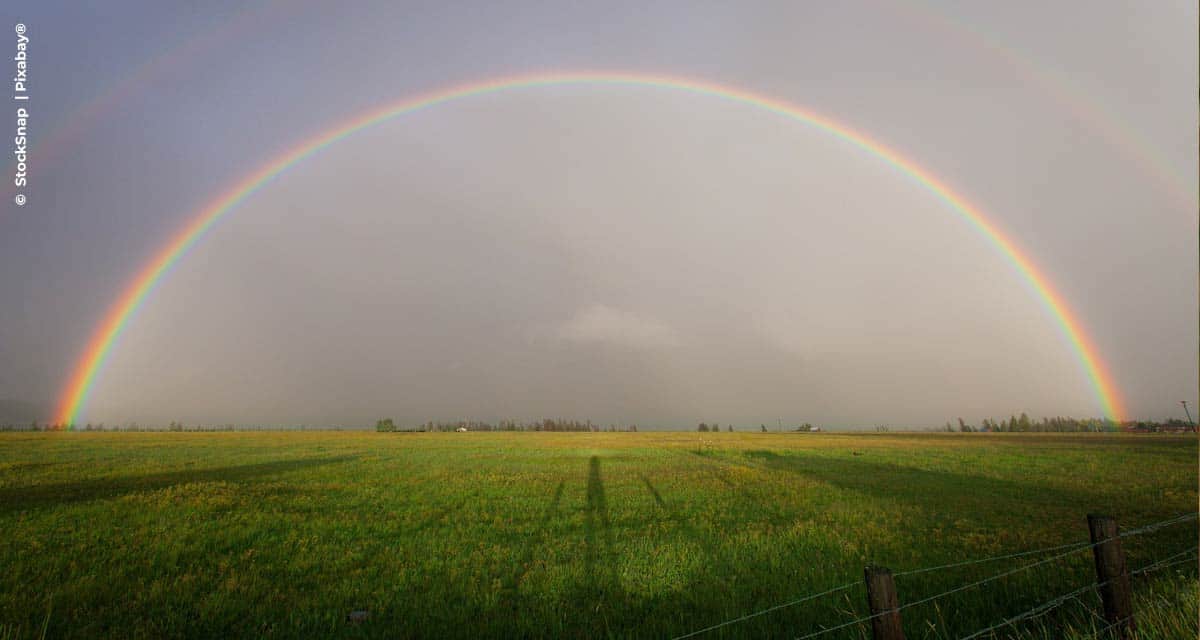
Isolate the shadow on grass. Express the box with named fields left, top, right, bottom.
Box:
left=641, top=474, right=742, bottom=574
left=583, top=456, right=618, bottom=593
left=18, top=449, right=1189, bottom=640
left=507, top=466, right=868, bottom=638
left=687, top=450, right=799, bottom=527
left=0, top=456, right=356, bottom=514
left=742, top=449, right=1110, bottom=520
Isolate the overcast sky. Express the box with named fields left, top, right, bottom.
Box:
left=0, top=1, right=1195, bottom=428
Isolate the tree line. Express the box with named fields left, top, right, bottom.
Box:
left=3, top=414, right=1191, bottom=433
left=375, top=418, right=640, bottom=432
left=944, top=413, right=1195, bottom=433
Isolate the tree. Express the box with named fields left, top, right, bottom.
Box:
left=727, top=425, right=733, bottom=432
left=375, top=418, right=396, bottom=433
left=761, top=424, right=767, bottom=433
left=698, top=423, right=709, bottom=432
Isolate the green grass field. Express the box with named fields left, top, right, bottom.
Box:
left=0, top=432, right=1195, bottom=639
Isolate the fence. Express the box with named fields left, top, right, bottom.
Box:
left=672, top=511, right=1198, bottom=640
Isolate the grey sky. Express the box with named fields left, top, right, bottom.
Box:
left=1, top=1, right=1195, bottom=427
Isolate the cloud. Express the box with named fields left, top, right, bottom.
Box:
left=557, top=304, right=681, bottom=350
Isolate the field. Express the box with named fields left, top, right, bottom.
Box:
left=0, top=432, right=1195, bottom=639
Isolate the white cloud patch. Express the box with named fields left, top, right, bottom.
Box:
left=557, top=304, right=681, bottom=350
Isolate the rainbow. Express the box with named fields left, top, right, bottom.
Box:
left=53, top=71, right=1126, bottom=426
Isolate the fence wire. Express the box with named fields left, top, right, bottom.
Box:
left=670, top=511, right=1197, bottom=640
left=957, top=580, right=1102, bottom=640
left=669, top=580, right=858, bottom=640
left=894, top=540, right=1091, bottom=578
left=958, top=542, right=1200, bottom=640
left=1130, top=545, right=1199, bottom=576
left=794, top=540, right=1100, bottom=640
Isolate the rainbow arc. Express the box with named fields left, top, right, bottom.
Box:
left=53, top=72, right=1125, bottom=425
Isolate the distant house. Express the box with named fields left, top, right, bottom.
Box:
left=455, top=427, right=468, bottom=432
left=810, top=426, right=821, bottom=432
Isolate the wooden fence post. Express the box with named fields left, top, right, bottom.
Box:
left=1087, top=514, right=1135, bottom=637
left=864, top=565, right=905, bottom=640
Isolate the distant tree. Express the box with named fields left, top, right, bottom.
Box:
left=944, top=422, right=953, bottom=432
left=375, top=418, right=396, bottom=433
left=727, top=425, right=733, bottom=432
left=957, top=417, right=967, bottom=433
left=1018, top=412, right=1031, bottom=432
left=761, top=424, right=767, bottom=433
left=698, top=423, right=709, bottom=432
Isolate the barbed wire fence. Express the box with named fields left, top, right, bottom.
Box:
left=670, top=511, right=1198, bottom=640
left=957, top=544, right=1198, bottom=640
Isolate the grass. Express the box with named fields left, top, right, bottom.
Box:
left=0, top=431, right=1195, bottom=639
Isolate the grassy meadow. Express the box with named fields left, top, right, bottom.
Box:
left=0, top=431, right=1195, bottom=639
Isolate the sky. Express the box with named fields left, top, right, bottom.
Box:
left=0, top=1, right=1195, bottom=428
